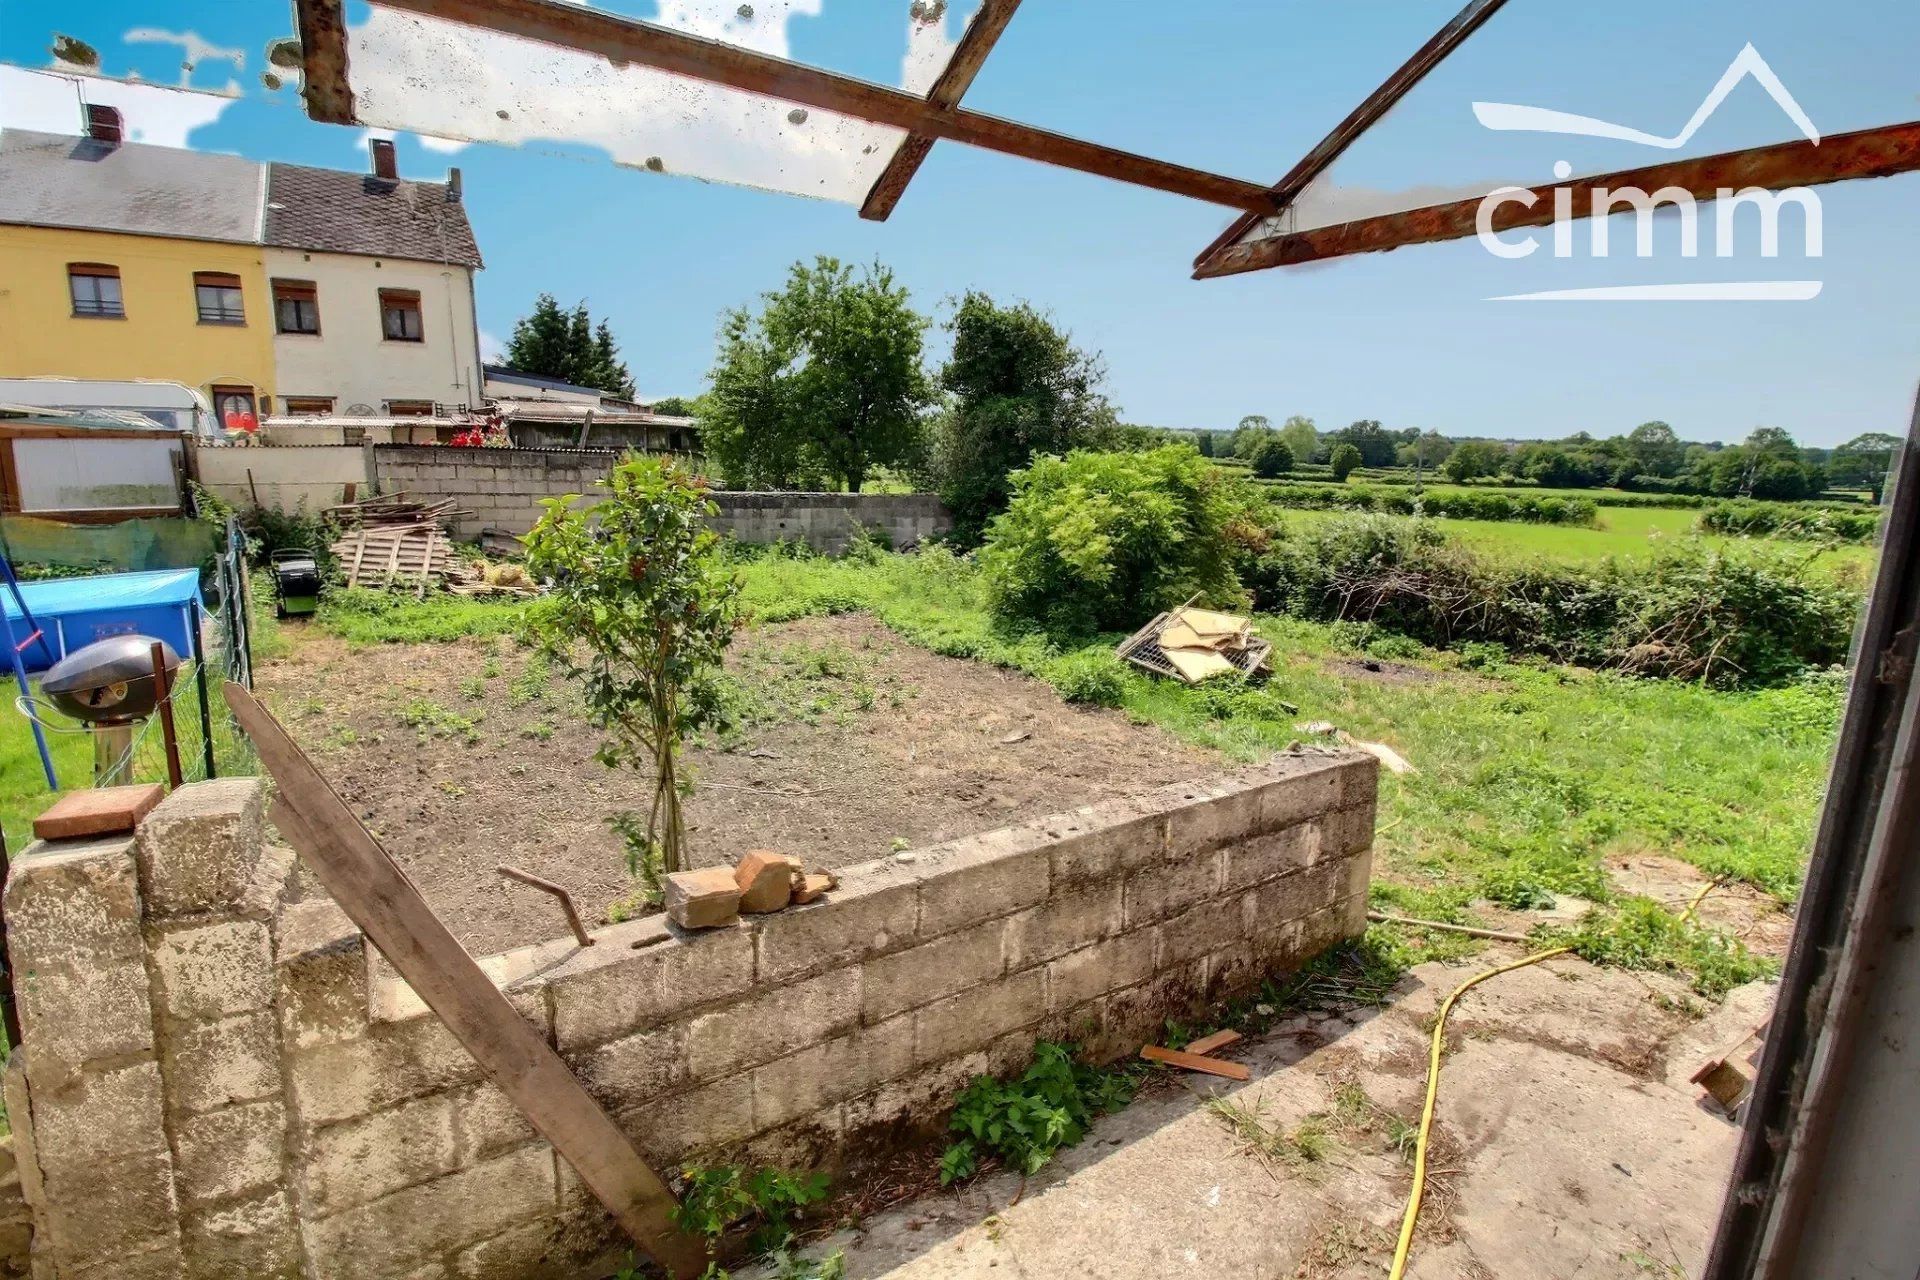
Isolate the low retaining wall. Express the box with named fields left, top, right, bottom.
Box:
left=1, top=753, right=1375, bottom=1278
left=193, top=443, right=373, bottom=514
left=705, top=491, right=949, bottom=553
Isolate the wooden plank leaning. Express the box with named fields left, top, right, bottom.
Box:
left=223, top=682, right=707, bottom=1278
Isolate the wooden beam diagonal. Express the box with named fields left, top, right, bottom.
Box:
left=320, top=0, right=1277, bottom=213
left=1193, top=120, right=1920, bottom=278
left=859, top=0, right=1022, bottom=221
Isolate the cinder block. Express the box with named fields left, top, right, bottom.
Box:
left=915, top=832, right=1051, bottom=939
left=1325, top=802, right=1378, bottom=857
left=1256, top=759, right=1349, bottom=831
left=1046, top=928, right=1156, bottom=1013
left=1157, top=896, right=1248, bottom=968
left=183, top=1188, right=298, bottom=1279
left=152, top=918, right=273, bottom=1021
left=844, top=1048, right=990, bottom=1149
left=1121, top=850, right=1222, bottom=928
left=862, top=919, right=1005, bottom=1023
left=173, top=1099, right=287, bottom=1208
left=305, top=1092, right=462, bottom=1215
left=1166, top=778, right=1265, bottom=856
left=276, top=900, right=370, bottom=1051
left=1338, top=754, right=1382, bottom=807
left=27, top=1058, right=167, bottom=1176
left=13, top=957, right=155, bottom=1077
left=449, top=1081, right=541, bottom=1167
left=752, top=865, right=917, bottom=985
left=163, top=1010, right=280, bottom=1116
left=617, top=1074, right=755, bottom=1166
left=453, top=1210, right=615, bottom=1280
left=545, top=920, right=754, bottom=1051
left=569, top=1023, right=687, bottom=1111
left=1221, top=824, right=1319, bottom=892
left=3, top=836, right=145, bottom=969
left=66, top=1237, right=183, bottom=1280
left=1044, top=801, right=1173, bottom=886
left=1003, top=883, right=1123, bottom=972
left=40, top=1149, right=179, bottom=1270
left=751, top=1017, right=914, bottom=1131
left=290, top=1011, right=486, bottom=1127
left=134, top=779, right=266, bottom=918
left=302, top=1145, right=556, bottom=1278
left=687, top=968, right=858, bottom=1080
left=1091, top=960, right=1210, bottom=1062
left=1297, top=902, right=1355, bottom=957
left=913, top=968, right=1044, bottom=1065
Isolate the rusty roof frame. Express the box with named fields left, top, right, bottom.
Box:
left=292, top=0, right=1920, bottom=279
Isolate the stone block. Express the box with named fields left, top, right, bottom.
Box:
left=570, top=1023, right=687, bottom=1111
left=133, top=779, right=266, bottom=918
left=66, top=1237, right=183, bottom=1280
left=13, top=958, right=155, bottom=1079
left=28, top=1059, right=167, bottom=1177
left=1166, top=778, right=1265, bottom=857
left=151, top=918, right=272, bottom=1021
left=545, top=920, right=754, bottom=1051
left=1338, top=753, right=1382, bottom=807
left=913, top=967, right=1045, bottom=1065
left=1157, top=896, right=1248, bottom=968
left=665, top=867, right=742, bottom=929
left=733, top=850, right=793, bottom=914
left=1003, top=884, right=1124, bottom=972
left=303, top=1145, right=555, bottom=1277
left=844, top=1049, right=989, bottom=1151
left=1221, top=824, right=1319, bottom=893
left=451, top=1081, right=543, bottom=1166
left=753, top=864, right=917, bottom=985
left=173, top=1099, right=287, bottom=1208
left=618, top=1074, right=755, bottom=1166
left=454, top=1213, right=616, bottom=1280
left=862, top=918, right=1006, bottom=1023
left=1045, top=930, right=1155, bottom=1012
left=687, top=968, right=858, bottom=1080
left=3, top=836, right=145, bottom=970
left=163, top=1010, right=280, bottom=1116
left=1121, top=850, right=1222, bottom=928
left=290, top=1010, right=486, bottom=1127
left=1256, top=758, right=1349, bottom=831
left=751, top=1017, right=914, bottom=1131
left=275, top=901, right=370, bottom=1051
left=305, top=1092, right=461, bottom=1215
left=914, top=831, right=1051, bottom=939
left=40, top=1149, right=178, bottom=1270
left=183, top=1189, right=298, bottom=1279
left=1325, top=801, right=1378, bottom=858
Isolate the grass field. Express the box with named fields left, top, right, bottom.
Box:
left=1278, top=504, right=1876, bottom=578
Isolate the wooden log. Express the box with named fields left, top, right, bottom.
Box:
left=224, top=683, right=705, bottom=1278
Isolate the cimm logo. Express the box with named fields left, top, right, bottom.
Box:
left=1470, top=45, right=1823, bottom=301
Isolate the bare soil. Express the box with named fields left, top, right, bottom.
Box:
left=262, top=613, right=1217, bottom=956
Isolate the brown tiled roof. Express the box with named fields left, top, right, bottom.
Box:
left=264, top=162, right=481, bottom=267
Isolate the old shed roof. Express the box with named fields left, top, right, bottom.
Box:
left=0, top=128, right=264, bottom=244
left=263, top=163, right=482, bottom=267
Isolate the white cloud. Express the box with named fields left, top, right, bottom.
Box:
left=478, top=329, right=504, bottom=362
left=0, top=65, right=234, bottom=147
left=122, top=28, right=245, bottom=88
left=417, top=133, right=469, bottom=155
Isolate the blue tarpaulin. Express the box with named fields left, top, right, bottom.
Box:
left=0, top=569, right=203, bottom=672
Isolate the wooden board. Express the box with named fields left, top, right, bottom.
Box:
left=32, top=783, right=166, bottom=840
left=1140, top=1044, right=1252, bottom=1081
left=223, top=683, right=705, bottom=1278
left=1163, top=647, right=1239, bottom=683
left=1185, top=1029, right=1243, bottom=1056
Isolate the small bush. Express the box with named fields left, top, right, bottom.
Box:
left=1545, top=897, right=1776, bottom=997
left=1262, top=483, right=1599, bottom=526
left=940, top=1041, right=1139, bottom=1184
left=1701, top=500, right=1880, bottom=544
left=1046, top=649, right=1129, bottom=706
left=980, top=445, right=1248, bottom=636
left=1248, top=436, right=1294, bottom=480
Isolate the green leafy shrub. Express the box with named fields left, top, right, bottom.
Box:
left=1545, top=897, right=1775, bottom=997
left=1045, top=649, right=1129, bottom=706
left=940, top=1042, right=1139, bottom=1184
left=1248, top=436, right=1294, bottom=480
left=671, top=1164, right=831, bottom=1258
left=980, top=444, right=1248, bottom=635
left=1262, top=482, right=1599, bottom=526
left=1245, top=515, right=1857, bottom=687
left=1329, top=443, right=1362, bottom=482
left=1700, top=500, right=1880, bottom=544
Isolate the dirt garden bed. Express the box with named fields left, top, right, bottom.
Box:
left=263, top=612, right=1219, bottom=955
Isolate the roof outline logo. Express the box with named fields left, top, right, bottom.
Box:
left=1471, top=44, right=1820, bottom=150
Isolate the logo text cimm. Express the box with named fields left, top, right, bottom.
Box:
left=1475, top=161, right=1823, bottom=261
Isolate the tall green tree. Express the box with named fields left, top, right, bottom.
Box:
left=699, top=257, right=931, bottom=492
left=1330, top=419, right=1397, bottom=467
left=503, top=293, right=637, bottom=398
left=933, top=291, right=1117, bottom=541
left=1829, top=432, right=1902, bottom=503
left=1277, top=415, right=1319, bottom=463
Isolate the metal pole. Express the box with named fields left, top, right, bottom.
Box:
left=190, top=600, right=216, bottom=779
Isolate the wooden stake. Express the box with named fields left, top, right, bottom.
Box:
left=223, top=682, right=705, bottom=1278
left=150, top=641, right=183, bottom=789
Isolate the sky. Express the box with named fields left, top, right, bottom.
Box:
left=1, top=0, right=1916, bottom=447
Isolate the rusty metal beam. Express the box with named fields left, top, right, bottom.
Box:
left=320, top=0, right=1278, bottom=214
left=1192, top=0, right=1516, bottom=272
left=296, top=0, right=356, bottom=124
left=859, top=0, right=1023, bottom=221
left=1194, top=119, right=1920, bottom=279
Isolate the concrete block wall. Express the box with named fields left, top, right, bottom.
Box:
left=704, top=492, right=949, bottom=554
left=192, top=444, right=373, bottom=515
left=2, top=753, right=1375, bottom=1278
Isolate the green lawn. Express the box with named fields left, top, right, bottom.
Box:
left=1278, top=504, right=1875, bottom=578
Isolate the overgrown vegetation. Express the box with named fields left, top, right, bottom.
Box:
left=1265, top=482, right=1599, bottom=526
left=1701, top=499, right=1881, bottom=544
left=522, top=455, right=741, bottom=875
left=662, top=1165, right=841, bottom=1280
left=939, top=1041, right=1141, bottom=1184
left=1543, top=895, right=1775, bottom=998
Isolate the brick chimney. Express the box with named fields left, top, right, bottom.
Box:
left=84, top=104, right=124, bottom=145
left=369, top=136, right=397, bottom=180
left=446, top=167, right=462, bottom=201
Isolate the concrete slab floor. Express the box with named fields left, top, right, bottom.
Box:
left=765, top=955, right=1776, bottom=1280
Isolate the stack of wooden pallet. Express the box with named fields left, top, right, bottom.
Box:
left=326, top=492, right=466, bottom=529
left=329, top=491, right=469, bottom=591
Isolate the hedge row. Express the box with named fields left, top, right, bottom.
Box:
left=1700, top=500, right=1880, bottom=544
left=1242, top=515, right=1856, bottom=687
left=1262, top=483, right=1599, bottom=525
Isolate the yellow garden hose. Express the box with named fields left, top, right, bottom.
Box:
left=1387, top=945, right=1572, bottom=1280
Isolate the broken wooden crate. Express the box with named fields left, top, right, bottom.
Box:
left=332, top=523, right=455, bottom=590
left=1117, top=605, right=1272, bottom=684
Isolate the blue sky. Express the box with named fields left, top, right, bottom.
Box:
left=2, top=0, right=1916, bottom=446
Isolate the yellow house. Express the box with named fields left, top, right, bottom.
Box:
left=0, top=126, right=276, bottom=426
